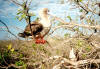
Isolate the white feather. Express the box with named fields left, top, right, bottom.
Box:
left=69, top=47, right=76, bottom=61
left=39, top=8, right=51, bottom=27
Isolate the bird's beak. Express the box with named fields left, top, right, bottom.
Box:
left=48, top=10, right=50, bottom=12
left=47, top=10, right=50, bottom=15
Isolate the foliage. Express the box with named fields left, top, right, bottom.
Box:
left=0, top=42, right=27, bottom=69
left=76, top=40, right=83, bottom=48
left=0, top=0, right=100, bottom=68
left=16, top=2, right=35, bottom=22
left=7, top=44, right=14, bottom=53
left=64, top=33, right=70, bottom=37
left=0, top=49, right=11, bottom=64
left=67, top=16, right=72, bottom=21
left=79, top=0, right=83, bottom=2
left=15, top=60, right=25, bottom=66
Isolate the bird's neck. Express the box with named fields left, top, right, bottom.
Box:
left=39, top=13, right=51, bottom=27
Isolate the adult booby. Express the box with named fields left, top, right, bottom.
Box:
left=18, top=8, right=51, bottom=44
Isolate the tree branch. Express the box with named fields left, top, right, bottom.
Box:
left=63, top=58, right=100, bottom=66
left=11, top=0, right=22, bottom=6
left=0, top=20, right=19, bottom=39
left=49, top=14, right=100, bottom=30
left=0, top=64, right=23, bottom=69
left=12, top=0, right=34, bottom=39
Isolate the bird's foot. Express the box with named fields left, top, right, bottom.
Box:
left=35, top=39, right=41, bottom=44
left=35, top=39, right=46, bottom=44
left=40, top=39, right=46, bottom=44
left=35, top=37, right=46, bottom=44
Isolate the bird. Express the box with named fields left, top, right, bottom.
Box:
left=18, top=8, right=51, bottom=44
left=69, top=47, right=77, bottom=61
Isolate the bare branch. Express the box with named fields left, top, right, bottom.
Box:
left=63, top=58, right=100, bottom=66
left=0, top=20, right=19, bottom=39
left=49, top=14, right=100, bottom=29
left=49, top=25, right=74, bottom=35
left=0, top=26, right=24, bottom=31
left=75, top=1, right=98, bottom=15
left=27, top=0, right=32, bottom=8
left=11, top=0, right=22, bottom=6
left=0, top=64, right=23, bottom=69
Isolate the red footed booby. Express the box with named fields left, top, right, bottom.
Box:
left=18, top=8, right=51, bottom=44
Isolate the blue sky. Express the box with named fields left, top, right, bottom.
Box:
left=1, top=0, right=98, bottom=40
left=0, top=0, right=76, bottom=40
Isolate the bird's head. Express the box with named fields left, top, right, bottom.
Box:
left=39, top=8, right=49, bottom=16
left=42, top=8, right=49, bottom=13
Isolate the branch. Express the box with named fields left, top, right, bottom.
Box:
left=63, top=58, right=100, bottom=66
left=11, top=0, right=22, bottom=6
left=0, top=20, right=19, bottom=39
left=76, top=2, right=88, bottom=14
left=27, top=0, right=32, bottom=8
left=0, top=64, right=23, bottom=69
left=75, top=1, right=98, bottom=15
left=12, top=0, right=34, bottom=39
left=49, top=14, right=100, bottom=30
left=24, top=1, right=34, bottom=39
left=0, top=26, right=24, bottom=31
left=27, top=16, right=34, bottom=38
left=49, top=25, right=74, bottom=35
left=42, top=55, right=100, bottom=68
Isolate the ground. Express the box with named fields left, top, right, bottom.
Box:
left=0, top=34, right=100, bottom=69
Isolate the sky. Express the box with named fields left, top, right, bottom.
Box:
left=0, top=0, right=99, bottom=40
left=0, top=0, right=77, bottom=40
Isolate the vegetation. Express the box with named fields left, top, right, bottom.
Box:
left=0, top=0, right=100, bottom=69
left=0, top=35, right=100, bottom=69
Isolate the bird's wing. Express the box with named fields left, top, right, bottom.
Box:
left=24, top=21, right=43, bottom=35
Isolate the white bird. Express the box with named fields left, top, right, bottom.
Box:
left=69, top=47, right=76, bottom=61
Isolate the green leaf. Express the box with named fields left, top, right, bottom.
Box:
left=22, top=64, right=27, bottom=69
left=87, top=19, right=91, bottom=23
left=4, top=51, right=9, bottom=58
left=77, top=40, right=83, bottom=48
left=15, top=60, right=24, bottom=66
left=32, top=43, right=36, bottom=47
left=18, top=17, right=23, bottom=21
left=0, top=53, right=2, bottom=60
left=17, top=9, right=24, bottom=15
left=64, top=33, right=70, bottom=37
left=19, top=54, right=24, bottom=58
left=15, top=16, right=19, bottom=19
left=18, top=14, right=26, bottom=21
left=79, top=9, right=83, bottom=12
left=82, top=54, right=86, bottom=58
left=21, top=14, right=26, bottom=18
left=17, top=11, right=21, bottom=15
left=67, top=16, right=72, bottom=21
left=74, top=28, right=79, bottom=31
left=79, top=0, right=83, bottom=2
left=85, top=46, right=91, bottom=52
